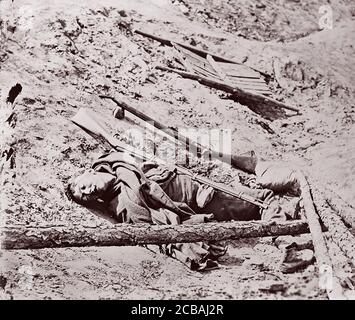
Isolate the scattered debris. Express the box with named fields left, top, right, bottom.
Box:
left=157, top=65, right=299, bottom=113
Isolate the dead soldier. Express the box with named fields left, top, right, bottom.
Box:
left=65, top=150, right=314, bottom=272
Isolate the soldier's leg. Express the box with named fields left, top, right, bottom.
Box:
left=200, top=184, right=274, bottom=221
left=164, top=172, right=297, bottom=222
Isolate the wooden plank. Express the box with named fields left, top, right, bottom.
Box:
left=174, top=41, right=271, bottom=78
left=157, top=66, right=300, bottom=113
left=221, top=61, right=261, bottom=73
left=174, top=43, right=209, bottom=64
left=171, top=42, right=195, bottom=73
left=172, top=51, right=271, bottom=95
left=206, top=54, right=231, bottom=84
left=134, top=30, right=271, bottom=78
left=232, top=84, right=271, bottom=92
left=228, top=79, right=270, bottom=89
left=227, top=75, right=267, bottom=84
left=224, top=70, right=261, bottom=79
left=190, top=60, right=271, bottom=94
left=174, top=45, right=208, bottom=66
left=187, top=57, right=217, bottom=76
left=174, top=43, right=270, bottom=94
left=175, top=44, right=217, bottom=74
left=168, top=48, right=271, bottom=94
left=182, top=57, right=221, bottom=79
left=190, top=63, right=220, bottom=79
left=186, top=57, right=217, bottom=74
left=218, top=61, right=262, bottom=77
left=227, top=75, right=271, bottom=95
left=173, top=43, right=221, bottom=81
left=206, top=55, right=270, bottom=96
left=230, top=86, right=271, bottom=95
left=171, top=41, right=272, bottom=96
left=192, top=70, right=218, bottom=80
left=227, top=74, right=264, bottom=80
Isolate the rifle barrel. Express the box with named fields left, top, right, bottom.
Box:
left=190, top=174, right=268, bottom=209
left=99, top=95, right=230, bottom=163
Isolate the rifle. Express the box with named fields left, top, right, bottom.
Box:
left=71, top=108, right=268, bottom=209
left=99, top=95, right=258, bottom=174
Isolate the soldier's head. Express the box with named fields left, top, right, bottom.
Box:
left=65, top=169, right=116, bottom=206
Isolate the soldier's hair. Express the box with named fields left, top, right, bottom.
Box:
left=65, top=182, right=92, bottom=207
left=65, top=182, right=79, bottom=203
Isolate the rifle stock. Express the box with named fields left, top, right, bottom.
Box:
left=71, top=108, right=146, bottom=161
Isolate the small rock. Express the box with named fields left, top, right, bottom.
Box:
left=256, top=3, right=266, bottom=9
left=118, top=10, right=127, bottom=17
left=189, top=38, right=197, bottom=46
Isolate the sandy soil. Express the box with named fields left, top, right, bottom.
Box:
left=0, top=0, right=354, bottom=299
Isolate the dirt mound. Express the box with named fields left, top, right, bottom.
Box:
left=172, top=0, right=354, bottom=42
left=0, top=0, right=354, bottom=299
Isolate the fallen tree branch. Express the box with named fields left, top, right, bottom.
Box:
left=156, top=65, right=299, bottom=113
left=298, top=172, right=346, bottom=299
left=309, top=183, right=355, bottom=263
left=308, top=176, right=355, bottom=229
left=1, top=220, right=309, bottom=250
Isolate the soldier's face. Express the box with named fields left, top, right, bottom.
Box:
left=72, top=169, right=116, bottom=202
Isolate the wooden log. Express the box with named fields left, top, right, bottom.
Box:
left=308, top=176, right=355, bottom=229
left=156, top=65, right=299, bottom=113
left=309, top=183, right=355, bottom=263
left=325, top=194, right=355, bottom=230
left=1, top=220, right=310, bottom=250
left=298, top=172, right=346, bottom=299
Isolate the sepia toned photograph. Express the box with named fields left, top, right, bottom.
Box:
left=0, top=0, right=354, bottom=303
